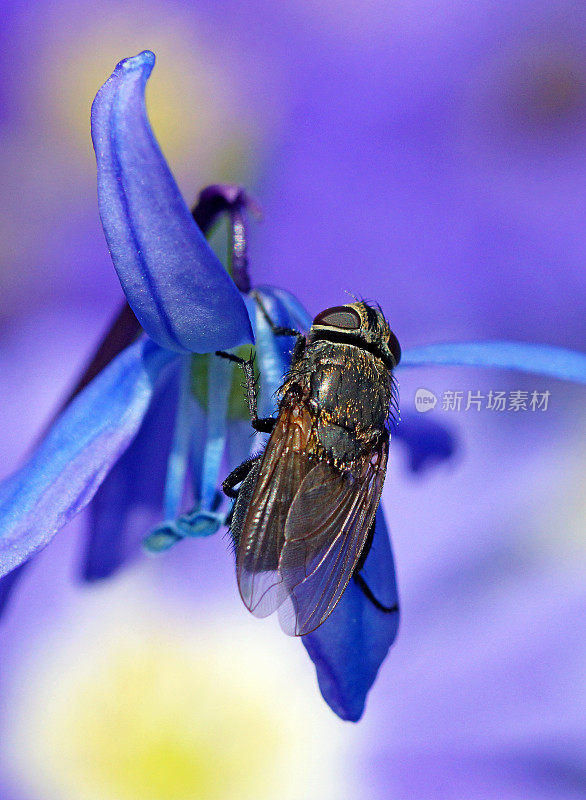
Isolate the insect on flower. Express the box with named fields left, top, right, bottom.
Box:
left=219, top=300, right=402, bottom=635
left=2, top=49, right=586, bottom=722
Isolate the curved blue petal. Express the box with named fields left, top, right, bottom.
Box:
left=393, top=411, right=457, bottom=473
left=91, top=51, right=253, bottom=353
left=0, top=338, right=177, bottom=578
left=256, top=285, right=313, bottom=333
left=302, top=506, right=399, bottom=722
left=82, top=362, right=182, bottom=581
left=400, top=341, right=586, bottom=383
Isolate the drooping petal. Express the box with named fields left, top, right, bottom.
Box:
left=393, top=412, right=457, bottom=473
left=302, top=506, right=400, bottom=722
left=91, top=51, right=253, bottom=353
left=81, top=362, right=182, bottom=581
left=400, top=341, right=586, bottom=383
left=0, top=338, right=177, bottom=578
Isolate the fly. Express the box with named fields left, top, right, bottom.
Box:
left=218, top=298, right=401, bottom=636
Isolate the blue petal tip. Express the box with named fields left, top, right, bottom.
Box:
left=117, top=50, right=155, bottom=74
left=92, top=48, right=253, bottom=354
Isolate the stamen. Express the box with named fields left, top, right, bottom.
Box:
left=199, top=353, right=231, bottom=511
left=162, top=356, right=195, bottom=521
left=144, top=355, right=230, bottom=553
left=192, top=184, right=262, bottom=294
left=229, top=209, right=251, bottom=293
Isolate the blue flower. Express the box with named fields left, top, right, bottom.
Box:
left=1, top=51, right=586, bottom=723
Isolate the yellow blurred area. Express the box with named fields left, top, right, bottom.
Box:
left=530, top=412, right=586, bottom=558
left=42, top=12, right=262, bottom=187
left=0, top=2, right=270, bottom=312
left=2, top=578, right=354, bottom=800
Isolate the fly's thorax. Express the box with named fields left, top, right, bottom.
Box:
left=307, top=340, right=392, bottom=419
left=282, top=339, right=393, bottom=466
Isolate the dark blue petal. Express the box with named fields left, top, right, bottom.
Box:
left=82, top=362, right=183, bottom=581
left=91, top=51, right=253, bottom=353
left=302, top=506, right=399, bottom=722
left=393, top=411, right=457, bottom=473
left=0, top=338, right=176, bottom=578
left=400, top=341, right=586, bottom=383
left=0, top=563, right=27, bottom=619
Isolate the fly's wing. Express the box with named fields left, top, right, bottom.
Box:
left=277, top=437, right=388, bottom=636
left=236, top=401, right=316, bottom=618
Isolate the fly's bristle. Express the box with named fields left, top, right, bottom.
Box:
left=343, top=289, right=360, bottom=303
left=387, top=408, right=400, bottom=431
left=222, top=525, right=238, bottom=555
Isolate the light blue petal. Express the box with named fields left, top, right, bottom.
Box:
left=0, top=338, right=177, bottom=578
left=251, top=287, right=312, bottom=416
left=91, top=51, right=253, bottom=353
left=256, top=285, right=313, bottom=332
left=302, top=506, right=399, bottom=722
left=400, top=341, right=586, bottom=383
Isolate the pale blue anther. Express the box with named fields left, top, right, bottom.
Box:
left=142, top=521, right=183, bottom=553
left=175, top=508, right=223, bottom=538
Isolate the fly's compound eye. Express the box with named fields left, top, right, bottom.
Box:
left=387, top=329, right=401, bottom=366
left=313, top=306, right=361, bottom=330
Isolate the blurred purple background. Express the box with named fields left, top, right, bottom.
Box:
left=0, top=2, right=584, bottom=799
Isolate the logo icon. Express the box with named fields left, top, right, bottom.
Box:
left=414, top=388, right=437, bottom=412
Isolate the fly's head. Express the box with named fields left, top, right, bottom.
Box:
left=310, top=302, right=401, bottom=370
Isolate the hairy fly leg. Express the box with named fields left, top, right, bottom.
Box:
left=215, top=350, right=276, bottom=433
left=224, top=455, right=262, bottom=551
left=222, top=455, right=260, bottom=498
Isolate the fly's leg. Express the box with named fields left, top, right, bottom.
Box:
left=251, top=290, right=306, bottom=361
left=215, top=350, right=276, bottom=433
left=222, top=456, right=258, bottom=498
left=353, top=521, right=399, bottom=614
left=353, top=573, right=399, bottom=614
left=216, top=292, right=306, bottom=433
left=223, top=455, right=262, bottom=551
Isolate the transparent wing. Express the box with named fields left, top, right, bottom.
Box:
left=277, top=438, right=388, bottom=636
left=236, top=402, right=316, bottom=618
